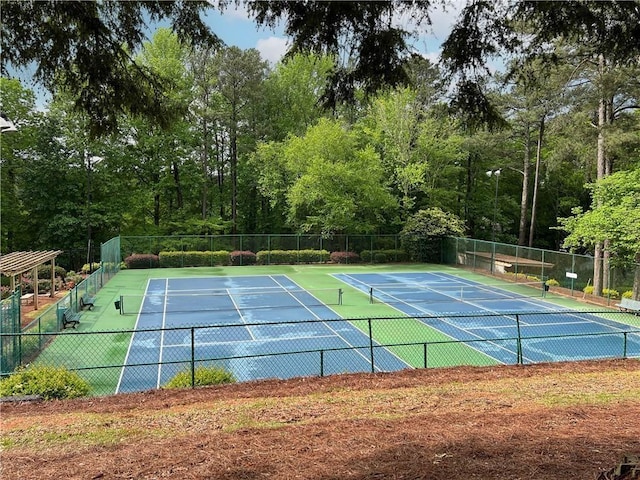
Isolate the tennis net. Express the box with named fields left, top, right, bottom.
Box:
left=117, top=287, right=343, bottom=315
left=368, top=281, right=546, bottom=305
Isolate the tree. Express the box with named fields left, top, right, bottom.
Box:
left=248, top=0, right=436, bottom=108
left=558, top=168, right=640, bottom=299
left=255, top=118, right=398, bottom=235
left=1, top=0, right=219, bottom=136
left=400, top=208, right=466, bottom=262
left=440, top=0, right=640, bottom=127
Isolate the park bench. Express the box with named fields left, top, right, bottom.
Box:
left=57, top=306, right=81, bottom=329
left=79, top=293, right=96, bottom=310
left=615, top=298, right=640, bottom=315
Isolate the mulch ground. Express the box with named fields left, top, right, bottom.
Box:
left=2, top=359, right=639, bottom=480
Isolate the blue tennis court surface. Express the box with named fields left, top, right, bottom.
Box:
left=117, top=275, right=409, bottom=393
left=335, top=271, right=640, bottom=365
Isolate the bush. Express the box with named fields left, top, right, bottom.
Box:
left=36, top=265, right=67, bottom=279
left=81, top=262, right=101, bottom=274
left=256, top=249, right=330, bottom=265
left=230, top=250, right=256, bottom=266
left=360, top=249, right=408, bottom=263
left=622, top=291, right=633, bottom=299
left=159, top=251, right=230, bottom=267
left=400, top=208, right=466, bottom=262
left=582, top=286, right=620, bottom=299
left=0, top=365, right=90, bottom=400
left=330, top=251, right=360, bottom=264
left=545, top=279, right=560, bottom=287
left=164, top=366, right=236, bottom=389
left=124, top=254, right=160, bottom=269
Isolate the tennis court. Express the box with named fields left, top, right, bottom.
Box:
left=116, top=274, right=409, bottom=393
left=335, top=271, right=640, bottom=364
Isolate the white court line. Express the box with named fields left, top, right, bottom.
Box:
left=156, top=278, right=169, bottom=389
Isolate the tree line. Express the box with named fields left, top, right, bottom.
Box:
left=1, top=1, right=638, bottom=297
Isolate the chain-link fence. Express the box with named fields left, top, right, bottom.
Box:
left=4, top=310, right=638, bottom=396
left=1, top=289, right=22, bottom=373
left=442, top=237, right=638, bottom=304
left=120, top=234, right=405, bottom=266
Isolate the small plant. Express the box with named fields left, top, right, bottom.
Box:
left=603, top=288, right=620, bottom=299
left=124, top=254, right=160, bottom=269
left=622, top=291, right=633, bottom=299
left=164, top=366, right=236, bottom=389
left=0, top=365, right=90, bottom=400
left=545, top=279, right=560, bottom=287
left=230, top=250, right=257, bottom=266
left=81, top=262, right=101, bottom=274
left=330, top=251, right=360, bottom=264
left=583, top=285, right=594, bottom=295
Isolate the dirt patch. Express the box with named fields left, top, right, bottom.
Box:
left=2, top=359, right=639, bottom=480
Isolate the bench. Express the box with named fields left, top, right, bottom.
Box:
left=615, top=298, right=640, bottom=315
left=57, top=307, right=81, bottom=329
left=20, top=293, right=35, bottom=305
left=79, top=293, right=96, bottom=310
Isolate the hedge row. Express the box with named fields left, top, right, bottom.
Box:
left=125, top=248, right=407, bottom=269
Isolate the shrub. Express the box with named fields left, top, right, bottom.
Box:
left=622, top=291, right=633, bottom=299
left=256, top=249, right=330, bottom=265
left=124, top=254, right=160, bottom=269
left=330, top=251, right=360, bottom=264
left=159, top=251, right=230, bottom=267
left=164, top=366, right=236, bottom=389
left=0, top=365, right=90, bottom=400
left=582, top=286, right=620, bottom=299
left=81, top=262, right=101, bottom=274
left=36, top=265, right=67, bottom=279
left=230, top=250, right=256, bottom=266
left=360, top=249, right=408, bottom=263
left=545, top=279, right=560, bottom=287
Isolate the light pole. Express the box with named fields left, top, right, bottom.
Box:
left=486, top=169, right=501, bottom=274
left=85, top=151, right=104, bottom=273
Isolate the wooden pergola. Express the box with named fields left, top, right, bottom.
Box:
left=0, top=250, right=63, bottom=310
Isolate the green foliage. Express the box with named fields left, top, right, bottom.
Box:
left=545, top=279, right=560, bottom=287
left=400, top=208, right=466, bottom=262
left=583, top=286, right=620, bottom=299
left=360, top=249, right=408, bottom=263
left=81, top=263, right=101, bottom=274
left=164, top=366, right=236, bottom=389
left=256, top=249, right=330, bottom=265
left=622, top=291, right=633, bottom=299
left=158, top=251, right=230, bottom=267
left=0, top=365, right=90, bottom=400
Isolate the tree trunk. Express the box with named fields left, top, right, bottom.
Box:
left=528, top=115, right=545, bottom=247
left=518, top=123, right=531, bottom=246
left=593, top=54, right=607, bottom=297
left=172, top=161, right=183, bottom=210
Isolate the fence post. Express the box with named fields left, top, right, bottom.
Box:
left=623, top=332, right=628, bottom=359
left=320, top=350, right=324, bottom=377
left=368, top=318, right=375, bottom=373
left=515, top=314, right=523, bottom=365
left=190, top=327, right=196, bottom=388
left=423, top=343, right=428, bottom=368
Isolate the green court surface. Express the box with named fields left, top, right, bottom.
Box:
left=33, top=264, right=638, bottom=396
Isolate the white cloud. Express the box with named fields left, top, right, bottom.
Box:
left=256, top=36, right=289, bottom=64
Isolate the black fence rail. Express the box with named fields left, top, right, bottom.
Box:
left=2, top=311, right=638, bottom=396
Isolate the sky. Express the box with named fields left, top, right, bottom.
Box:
left=11, top=2, right=464, bottom=109
left=204, top=2, right=462, bottom=65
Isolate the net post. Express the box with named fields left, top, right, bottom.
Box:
left=338, top=288, right=343, bottom=305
